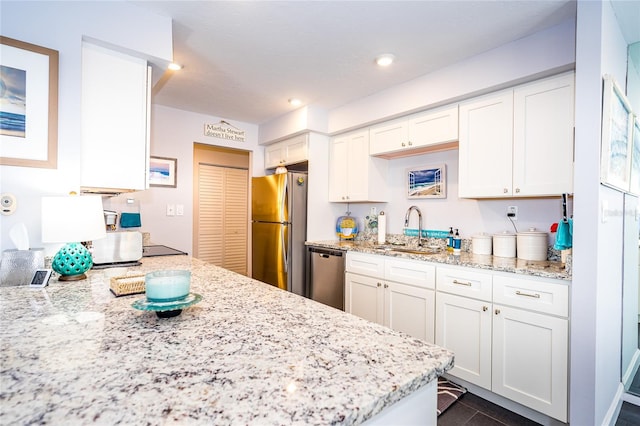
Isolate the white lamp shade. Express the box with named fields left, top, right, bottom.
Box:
left=42, top=195, right=107, bottom=243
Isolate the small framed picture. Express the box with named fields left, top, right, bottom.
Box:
left=406, top=164, right=446, bottom=199
left=149, top=156, right=177, bottom=188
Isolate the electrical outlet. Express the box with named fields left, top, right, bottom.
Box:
left=176, top=204, right=184, bottom=216
left=506, top=206, right=518, bottom=221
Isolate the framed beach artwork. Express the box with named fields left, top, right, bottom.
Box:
left=0, top=36, right=59, bottom=168
left=601, top=75, right=633, bottom=192
left=149, top=156, right=177, bottom=188
left=630, top=116, right=640, bottom=195
left=406, top=164, right=446, bottom=199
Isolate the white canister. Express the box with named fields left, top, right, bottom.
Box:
left=493, top=231, right=516, bottom=258
left=516, top=228, right=548, bottom=261
left=472, top=233, right=493, bottom=255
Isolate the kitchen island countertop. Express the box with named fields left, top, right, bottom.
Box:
left=0, top=256, right=453, bottom=425
left=306, top=240, right=571, bottom=281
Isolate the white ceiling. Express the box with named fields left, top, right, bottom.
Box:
left=127, top=0, right=639, bottom=125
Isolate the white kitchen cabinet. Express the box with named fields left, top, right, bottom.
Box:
left=345, top=252, right=435, bottom=343
left=512, top=73, right=575, bottom=195
left=492, top=304, right=568, bottom=422
left=264, top=134, right=309, bottom=169
left=345, top=272, right=383, bottom=324
left=81, top=42, right=150, bottom=192
left=369, top=105, right=458, bottom=158
left=329, top=130, right=388, bottom=202
left=458, top=72, right=574, bottom=198
left=435, top=267, right=569, bottom=422
left=436, top=291, right=492, bottom=388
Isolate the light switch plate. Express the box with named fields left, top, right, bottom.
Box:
left=166, top=204, right=175, bottom=216
left=176, top=204, right=184, bottom=216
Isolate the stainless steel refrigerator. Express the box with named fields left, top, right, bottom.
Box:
left=252, top=172, right=308, bottom=296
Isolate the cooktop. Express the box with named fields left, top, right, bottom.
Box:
left=142, top=245, right=188, bottom=257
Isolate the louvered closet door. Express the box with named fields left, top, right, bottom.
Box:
left=197, top=164, right=248, bottom=275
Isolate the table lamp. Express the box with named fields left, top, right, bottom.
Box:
left=41, top=195, right=106, bottom=281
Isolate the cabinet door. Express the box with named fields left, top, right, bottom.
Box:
left=346, top=130, right=372, bottom=201
left=409, top=105, right=458, bottom=148
left=386, top=282, right=435, bottom=343
left=264, top=142, right=285, bottom=169
left=284, top=134, right=309, bottom=164
left=436, top=266, right=492, bottom=301
left=492, top=305, right=568, bottom=422
left=81, top=43, right=149, bottom=191
left=385, top=257, right=435, bottom=289
left=345, top=272, right=383, bottom=325
left=436, top=292, right=492, bottom=389
left=513, top=73, right=574, bottom=196
left=346, top=252, right=385, bottom=277
left=369, top=118, right=408, bottom=155
left=328, top=135, right=350, bottom=202
left=458, top=90, right=513, bottom=198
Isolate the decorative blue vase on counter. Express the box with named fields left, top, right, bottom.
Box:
left=336, top=212, right=358, bottom=240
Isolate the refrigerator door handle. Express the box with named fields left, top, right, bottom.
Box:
left=279, top=175, right=288, bottom=223
left=281, top=224, right=288, bottom=273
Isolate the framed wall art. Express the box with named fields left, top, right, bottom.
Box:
left=149, top=156, right=177, bottom=188
left=630, top=115, right=640, bottom=195
left=0, top=36, right=59, bottom=168
left=601, top=74, right=633, bottom=191
left=406, top=164, right=446, bottom=199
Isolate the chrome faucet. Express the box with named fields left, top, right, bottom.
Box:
left=404, top=206, right=423, bottom=247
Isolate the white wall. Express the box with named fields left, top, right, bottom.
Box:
left=571, top=0, right=631, bottom=424
left=328, top=19, right=576, bottom=134
left=102, top=105, right=262, bottom=254
left=0, top=1, right=172, bottom=254
left=343, top=149, right=564, bottom=243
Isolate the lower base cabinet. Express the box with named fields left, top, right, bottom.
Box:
left=345, top=252, right=569, bottom=422
left=345, top=272, right=435, bottom=343
left=436, top=268, right=569, bottom=422
left=492, top=305, right=568, bottom=422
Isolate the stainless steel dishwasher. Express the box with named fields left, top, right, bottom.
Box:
left=307, top=246, right=345, bottom=310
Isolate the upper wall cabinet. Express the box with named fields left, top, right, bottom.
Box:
left=370, top=105, right=459, bottom=158
left=81, top=43, right=150, bottom=193
left=459, top=72, right=575, bottom=198
left=264, top=134, right=309, bottom=169
left=329, top=130, right=389, bottom=202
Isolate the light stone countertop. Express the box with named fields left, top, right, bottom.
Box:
left=0, top=256, right=454, bottom=425
left=306, top=240, right=571, bottom=281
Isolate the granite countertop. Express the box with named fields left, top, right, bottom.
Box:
left=306, top=240, right=571, bottom=281
left=0, top=256, right=454, bottom=425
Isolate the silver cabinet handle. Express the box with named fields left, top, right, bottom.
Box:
left=495, top=309, right=501, bottom=315
left=377, top=282, right=382, bottom=287
left=408, top=141, right=412, bottom=146
left=384, top=283, right=388, bottom=289
left=515, top=188, right=520, bottom=193
left=401, top=142, right=406, bottom=147
left=453, top=279, right=472, bottom=286
left=516, top=290, right=541, bottom=298
left=503, top=188, right=508, bottom=193
left=482, top=306, right=488, bottom=312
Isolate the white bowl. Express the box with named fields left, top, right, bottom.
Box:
left=145, top=270, right=191, bottom=302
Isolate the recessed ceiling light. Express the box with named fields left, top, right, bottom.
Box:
left=375, top=54, right=395, bottom=67
left=288, top=98, right=302, bottom=107
left=168, top=62, right=182, bottom=71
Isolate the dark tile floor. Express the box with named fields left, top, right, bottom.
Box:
left=438, top=391, right=640, bottom=425
left=438, top=392, right=540, bottom=426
